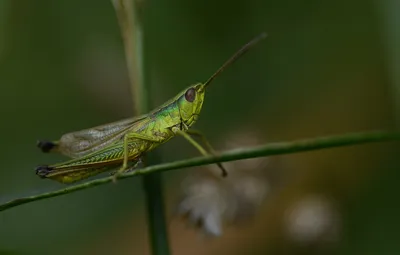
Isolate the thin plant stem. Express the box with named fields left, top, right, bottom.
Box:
left=1, top=130, right=399, bottom=213
left=112, top=1, right=170, bottom=254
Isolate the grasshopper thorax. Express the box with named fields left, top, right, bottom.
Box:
left=177, top=83, right=206, bottom=128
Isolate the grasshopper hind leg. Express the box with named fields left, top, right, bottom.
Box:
left=35, top=165, right=109, bottom=184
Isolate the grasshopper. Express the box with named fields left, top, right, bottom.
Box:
left=35, top=33, right=266, bottom=184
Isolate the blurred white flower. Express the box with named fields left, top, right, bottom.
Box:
left=178, top=175, right=232, bottom=236
left=284, top=194, right=341, bottom=245
left=176, top=128, right=285, bottom=236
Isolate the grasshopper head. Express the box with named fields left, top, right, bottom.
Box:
left=177, top=33, right=267, bottom=128
left=177, top=83, right=206, bottom=128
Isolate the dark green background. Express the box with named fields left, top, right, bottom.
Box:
left=0, top=0, right=399, bottom=254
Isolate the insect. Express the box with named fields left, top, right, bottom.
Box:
left=35, top=33, right=267, bottom=184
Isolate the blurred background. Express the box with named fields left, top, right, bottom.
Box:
left=0, top=0, right=399, bottom=254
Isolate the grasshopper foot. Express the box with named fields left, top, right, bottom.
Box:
left=112, top=166, right=126, bottom=183
left=112, top=173, right=120, bottom=183
left=37, top=140, right=56, bottom=153
left=35, top=165, right=54, bottom=178
left=125, top=158, right=143, bottom=173
left=111, top=159, right=143, bottom=183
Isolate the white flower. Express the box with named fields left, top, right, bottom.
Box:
left=284, top=194, right=340, bottom=244
left=176, top=128, right=282, bottom=236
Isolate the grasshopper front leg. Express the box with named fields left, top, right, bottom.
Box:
left=186, top=129, right=228, bottom=177
left=186, top=129, right=221, bottom=156
left=172, top=127, right=227, bottom=177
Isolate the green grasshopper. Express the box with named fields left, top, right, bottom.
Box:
left=35, top=33, right=266, bottom=184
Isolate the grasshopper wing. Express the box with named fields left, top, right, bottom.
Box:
left=38, top=115, right=151, bottom=158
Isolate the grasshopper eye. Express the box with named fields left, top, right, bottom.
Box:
left=185, top=88, right=196, bottom=102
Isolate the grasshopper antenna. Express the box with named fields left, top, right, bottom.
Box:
left=203, top=32, right=267, bottom=88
